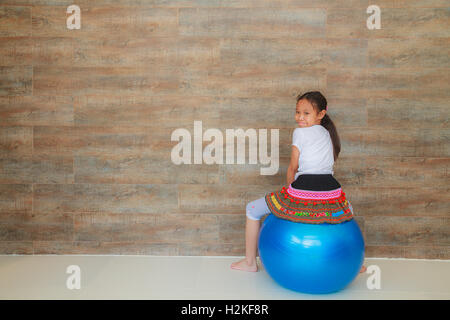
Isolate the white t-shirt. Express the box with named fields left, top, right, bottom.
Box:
left=291, top=125, right=334, bottom=180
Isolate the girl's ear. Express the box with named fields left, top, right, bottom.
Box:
left=319, top=109, right=326, bottom=119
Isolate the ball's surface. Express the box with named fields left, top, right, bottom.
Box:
left=258, top=214, right=365, bottom=294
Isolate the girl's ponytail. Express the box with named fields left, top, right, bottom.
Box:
left=320, top=113, right=341, bottom=161
left=296, top=91, right=341, bottom=161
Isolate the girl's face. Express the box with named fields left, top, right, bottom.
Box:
left=295, top=99, right=326, bottom=128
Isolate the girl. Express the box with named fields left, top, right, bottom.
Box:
left=231, top=91, right=366, bottom=273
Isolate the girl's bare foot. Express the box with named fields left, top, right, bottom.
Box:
left=231, top=257, right=258, bottom=272
left=360, top=265, right=367, bottom=273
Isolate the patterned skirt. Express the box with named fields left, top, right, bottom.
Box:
left=264, top=174, right=353, bottom=224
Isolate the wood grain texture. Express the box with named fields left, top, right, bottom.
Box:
left=0, top=6, right=31, bottom=37
left=0, top=1, right=448, bottom=258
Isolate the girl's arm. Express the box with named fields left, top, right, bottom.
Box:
left=286, top=146, right=300, bottom=187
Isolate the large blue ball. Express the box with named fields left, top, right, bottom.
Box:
left=258, top=214, right=365, bottom=294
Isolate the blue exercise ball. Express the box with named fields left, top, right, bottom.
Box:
left=258, top=213, right=365, bottom=294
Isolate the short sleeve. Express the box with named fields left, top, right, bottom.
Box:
left=292, top=128, right=302, bottom=151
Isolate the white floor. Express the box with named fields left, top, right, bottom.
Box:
left=0, top=255, right=449, bottom=300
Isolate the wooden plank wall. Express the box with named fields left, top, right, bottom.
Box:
left=0, top=0, right=449, bottom=258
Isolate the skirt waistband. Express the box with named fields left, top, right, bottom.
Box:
left=287, top=186, right=342, bottom=200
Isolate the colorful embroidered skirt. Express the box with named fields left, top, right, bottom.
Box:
left=264, top=174, right=353, bottom=224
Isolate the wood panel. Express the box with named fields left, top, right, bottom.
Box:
left=0, top=1, right=448, bottom=258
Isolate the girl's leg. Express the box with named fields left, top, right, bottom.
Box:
left=231, top=197, right=270, bottom=272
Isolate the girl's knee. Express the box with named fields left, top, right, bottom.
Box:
left=246, top=202, right=257, bottom=220
left=246, top=199, right=264, bottom=221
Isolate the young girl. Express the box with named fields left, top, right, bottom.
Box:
left=231, top=91, right=366, bottom=273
